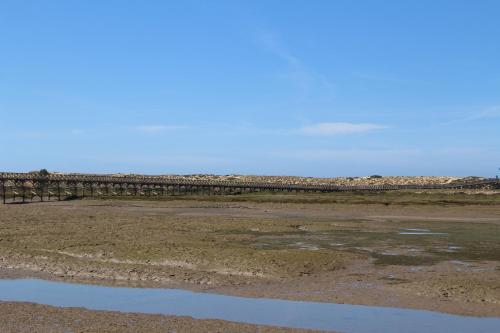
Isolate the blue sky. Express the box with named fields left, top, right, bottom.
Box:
left=1, top=1, right=499, bottom=177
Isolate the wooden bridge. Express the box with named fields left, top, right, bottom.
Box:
left=1, top=172, right=499, bottom=204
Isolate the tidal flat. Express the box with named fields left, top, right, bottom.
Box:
left=0, top=191, right=499, bottom=331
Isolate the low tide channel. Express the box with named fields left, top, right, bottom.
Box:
left=0, top=279, right=499, bottom=333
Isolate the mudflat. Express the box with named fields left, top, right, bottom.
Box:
left=0, top=191, right=499, bottom=327
left=0, top=301, right=321, bottom=333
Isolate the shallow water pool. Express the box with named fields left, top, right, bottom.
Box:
left=0, top=278, right=499, bottom=333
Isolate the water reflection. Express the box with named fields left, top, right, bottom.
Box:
left=0, top=279, right=499, bottom=333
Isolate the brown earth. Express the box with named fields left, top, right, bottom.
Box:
left=0, top=302, right=321, bottom=333
left=0, top=191, right=499, bottom=330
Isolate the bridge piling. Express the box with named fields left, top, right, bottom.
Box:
left=1, top=173, right=499, bottom=204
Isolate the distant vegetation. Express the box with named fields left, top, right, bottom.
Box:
left=96, top=190, right=500, bottom=206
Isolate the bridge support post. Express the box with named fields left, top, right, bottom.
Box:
left=1, top=180, right=5, bottom=204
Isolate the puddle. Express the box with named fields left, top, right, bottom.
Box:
left=0, top=279, right=499, bottom=333
left=399, top=229, right=447, bottom=236
left=292, top=242, right=320, bottom=251
left=380, top=252, right=398, bottom=256
left=438, top=246, right=463, bottom=253
left=353, top=247, right=374, bottom=252
left=399, top=232, right=448, bottom=235
left=408, top=267, right=423, bottom=273
left=450, top=260, right=473, bottom=267
left=404, top=229, right=431, bottom=232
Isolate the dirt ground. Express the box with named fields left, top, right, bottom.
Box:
left=0, top=191, right=499, bottom=330
left=0, top=302, right=320, bottom=333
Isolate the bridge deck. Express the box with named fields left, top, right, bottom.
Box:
left=1, top=172, right=499, bottom=204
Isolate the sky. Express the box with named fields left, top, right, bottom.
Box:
left=1, top=0, right=499, bottom=177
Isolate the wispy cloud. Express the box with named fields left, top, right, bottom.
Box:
left=256, top=29, right=335, bottom=99
left=267, top=147, right=500, bottom=176
left=300, top=122, right=386, bottom=135
left=258, top=30, right=300, bottom=67
left=443, top=104, right=500, bottom=125
left=463, top=105, right=500, bottom=121
left=351, top=71, right=427, bottom=85
left=71, top=129, right=85, bottom=135
left=270, top=148, right=420, bottom=162
left=135, top=125, right=188, bottom=133
left=184, top=122, right=386, bottom=136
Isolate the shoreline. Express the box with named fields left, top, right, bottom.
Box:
left=1, top=259, right=499, bottom=318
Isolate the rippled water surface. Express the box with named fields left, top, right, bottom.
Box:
left=0, top=279, right=499, bottom=333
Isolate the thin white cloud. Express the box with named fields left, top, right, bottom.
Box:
left=269, top=148, right=421, bottom=164
left=82, top=154, right=235, bottom=172
left=257, top=29, right=300, bottom=67
left=267, top=147, right=500, bottom=176
left=135, top=125, right=188, bottom=133
left=443, top=104, right=500, bottom=125
left=351, top=71, right=427, bottom=85
left=256, top=29, right=335, bottom=99
left=464, top=105, right=500, bottom=121
left=300, top=122, right=386, bottom=135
